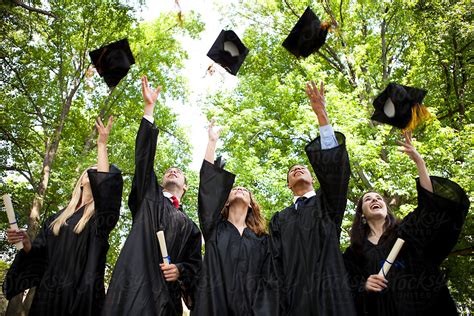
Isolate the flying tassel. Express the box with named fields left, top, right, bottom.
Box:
left=321, top=19, right=338, bottom=31
left=403, top=104, right=431, bottom=132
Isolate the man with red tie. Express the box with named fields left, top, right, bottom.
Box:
left=103, top=76, right=202, bottom=316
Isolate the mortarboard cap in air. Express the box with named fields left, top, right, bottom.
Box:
left=207, top=30, right=249, bottom=76
left=89, top=38, right=135, bottom=88
left=282, top=7, right=331, bottom=58
left=371, top=83, right=431, bottom=131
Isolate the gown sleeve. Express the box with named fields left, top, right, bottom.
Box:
left=175, top=223, right=202, bottom=310
left=269, top=213, right=288, bottom=313
left=305, top=132, right=350, bottom=230
left=198, top=159, right=235, bottom=241
left=88, top=164, right=123, bottom=238
left=128, top=118, right=159, bottom=218
left=253, top=236, right=281, bottom=316
left=398, top=176, right=469, bottom=265
left=2, top=216, right=54, bottom=300
left=343, top=246, right=368, bottom=315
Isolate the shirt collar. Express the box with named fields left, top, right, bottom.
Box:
left=163, top=191, right=180, bottom=203
left=292, top=190, right=316, bottom=203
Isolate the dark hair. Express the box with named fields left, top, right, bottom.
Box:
left=349, top=191, right=399, bottom=255
left=221, top=189, right=267, bottom=236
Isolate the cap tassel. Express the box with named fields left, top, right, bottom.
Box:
left=321, top=21, right=335, bottom=31
left=403, top=104, right=431, bottom=132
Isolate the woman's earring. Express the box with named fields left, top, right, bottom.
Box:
left=361, top=215, right=367, bottom=225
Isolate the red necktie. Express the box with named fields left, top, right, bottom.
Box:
left=171, top=195, right=179, bottom=209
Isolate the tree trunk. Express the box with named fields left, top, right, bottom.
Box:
left=5, top=77, right=81, bottom=315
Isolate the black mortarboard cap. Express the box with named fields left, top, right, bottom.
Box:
left=371, top=83, right=430, bottom=130
left=214, top=156, right=226, bottom=169
left=207, top=30, right=249, bottom=75
left=89, top=38, right=135, bottom=88
left=282, top=7, right=329, bottom=58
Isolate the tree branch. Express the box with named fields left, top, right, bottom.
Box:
left=12, top=0, right=56, bottom=18
left=283, top=0, right=299, bottom=18
left=317, top=48, right=344, bottom=74
left=449, top=247, right=474, bottom=257
left=2, top=57, right=46, bottom=126
left=0, top=126, right=37, bottom=183
left=3, top=166, right=36, bottom=189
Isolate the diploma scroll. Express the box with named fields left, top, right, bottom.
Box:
left=156, top=231, right=170, bottom=265
left=2, top=194, right=24, bottom=250
left=378, top=238, right=405, bottom=277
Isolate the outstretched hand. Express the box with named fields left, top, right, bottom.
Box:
left=208, top=119, right=222, bottom=142
left=142, top=75, right=162, bottom=115
left=96, top=116, right=113, bottom=145
left=396, top=131, right=423, bottom=165
left=305, top=80, right=329, bottom=126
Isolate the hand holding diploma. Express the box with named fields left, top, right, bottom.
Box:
left=157, top=231, right=170, bottom=265
left=365, top=274, right=388, bottom=292
left=3, top=194, right=30, bottom=252
left=365, top=238, right=405, bottom=292
left=157, top=230, right=180, bottom=282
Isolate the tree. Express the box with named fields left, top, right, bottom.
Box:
left=0, top=1, right=204, bottom=313
left=199, top=0, right=472, bottom=311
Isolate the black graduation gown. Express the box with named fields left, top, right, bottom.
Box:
left=343, top=176, right=469, bottom=316
left=103, top=118, right=202, bottom=316
left=269, top=132, right=356, bottom=316
left=3, top=166, right=123, bottom=316
left=192, top=160, right=278, bottom=316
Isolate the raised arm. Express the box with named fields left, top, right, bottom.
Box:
left=204, top=119, right=221, bottom=163
left=142, top=75, right=162, bottom=118
left=95, top=116, right=113, bottom=172
left=305, top=80, right=329, bottom=127
left=305, top=80, right=339, bottom=149
left=396, top=131, right=433, bottom=192
left=199, top=120, right=235, bottom=240
left=304, top=80, right=350, bottom=228
left=90, top=116, right=123, bottom=236
left=397, top=133, right=470, bottom=263
left=128, top=76, right=162, bottom=216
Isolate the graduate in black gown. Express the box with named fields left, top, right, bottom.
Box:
left=269, top=81, right=356, bottom=315
left=103, top=75, right=202, bottom=316
left=192, top=120, right=278, bottom=316
left=343, top=132, right=469, bottom=316
left=3, top=116, right=123, bottom=316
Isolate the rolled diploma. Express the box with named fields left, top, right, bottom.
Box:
left=156, top=231, right=170, bottom=265
left=378, top=238, right=404, bottom=276
left=3, top=194, right=23, bottom=250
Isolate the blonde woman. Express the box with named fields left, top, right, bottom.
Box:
left=192, top=120, right=277, bottom=315
left=3, top=117, right=123, bottom=316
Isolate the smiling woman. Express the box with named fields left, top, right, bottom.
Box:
left=191, top=120, right=277, bottom=315
left=343, top=132, right=469, bottom=316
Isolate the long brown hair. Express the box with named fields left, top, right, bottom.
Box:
left=349, top=191, right=398, bottom=254
left=221, top=189, right=267, bottom=236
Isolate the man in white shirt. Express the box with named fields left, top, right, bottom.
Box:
left=269, top=81, right=356, bottom=316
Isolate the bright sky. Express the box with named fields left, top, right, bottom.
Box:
left=141, top=0, right=240, bottom=170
